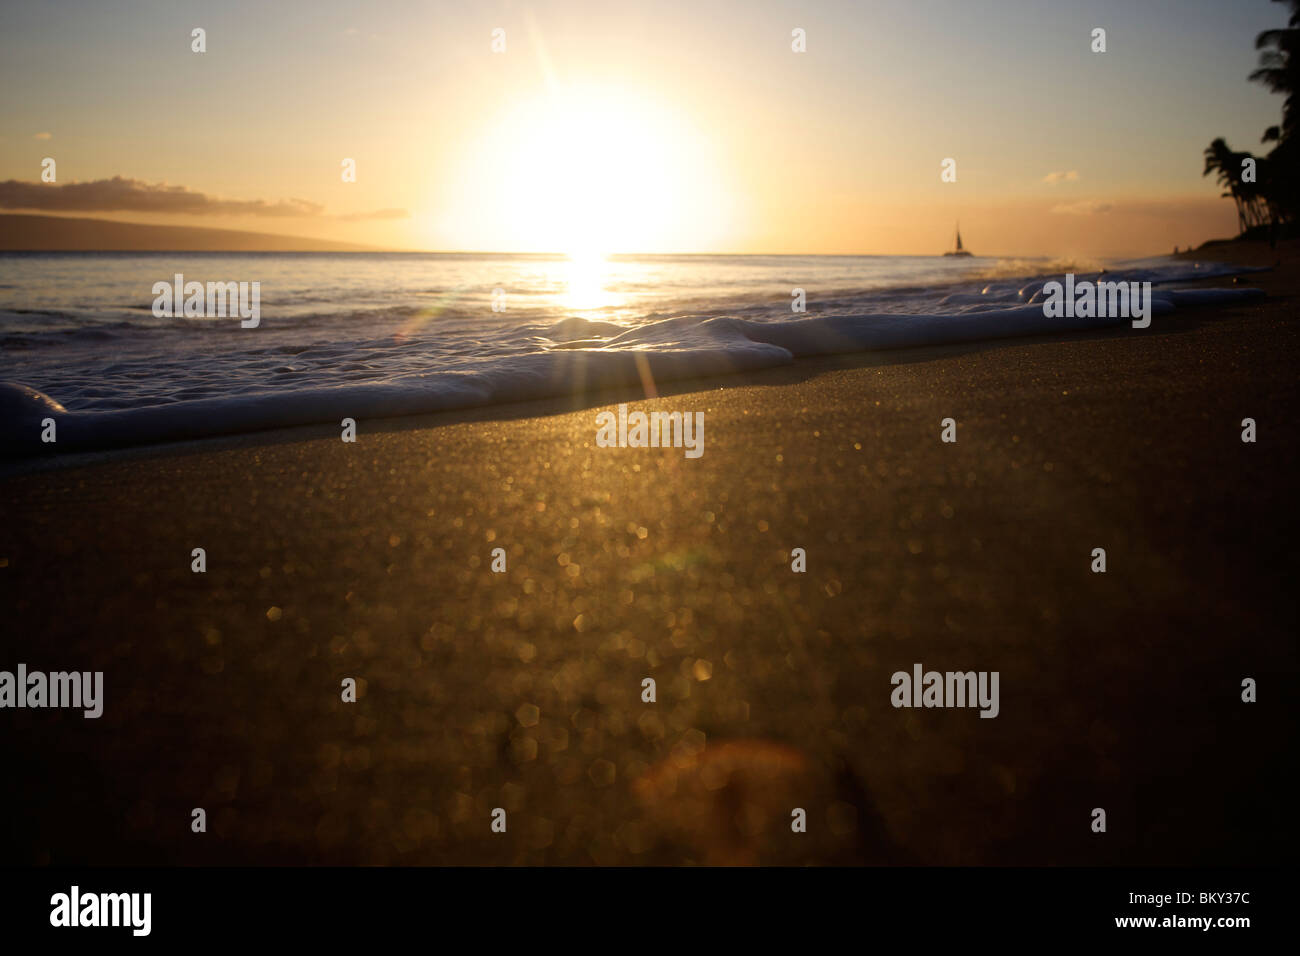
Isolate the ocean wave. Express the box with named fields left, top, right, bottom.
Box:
left=0, top=271, right=1265, bottom=457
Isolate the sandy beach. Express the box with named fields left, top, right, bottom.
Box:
left=1, top=242, right=1296, bottom=866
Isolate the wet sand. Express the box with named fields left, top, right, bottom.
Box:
left=1, top=242, right=1296, bottom=865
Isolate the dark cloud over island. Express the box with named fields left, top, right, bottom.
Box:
left=0, top=176, right=407, bottom=220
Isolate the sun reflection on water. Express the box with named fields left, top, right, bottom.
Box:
left=564, top=250, right=617, bottom=312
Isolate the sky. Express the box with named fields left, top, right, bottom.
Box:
left=0, top=0, right=1290, bottom=257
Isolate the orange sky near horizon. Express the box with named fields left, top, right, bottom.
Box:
left=0, top=0, right=1284, bottom=258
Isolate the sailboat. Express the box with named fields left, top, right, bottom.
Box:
left=943, top=224, right=973, bottom=257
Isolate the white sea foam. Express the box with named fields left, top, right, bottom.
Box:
left=0, top=253, right=1265, bottom=455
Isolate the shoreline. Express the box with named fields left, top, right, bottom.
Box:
left=2, top=243, right=1284, bottom=473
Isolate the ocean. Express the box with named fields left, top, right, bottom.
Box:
left=0, top=251, right=1256, bottom=452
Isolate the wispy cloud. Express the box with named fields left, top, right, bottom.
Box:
left=34, top=132, right=52, bottom=141
left=0, top=176, right=406, bottom=220
left=336, top=208, right=409, bottom=221
left=1042, top=170, right=1079, bottom=185
left=1050, top=199, right=1113, bottom=215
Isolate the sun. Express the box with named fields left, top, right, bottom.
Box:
left=436, top=82, right=736, bottom=256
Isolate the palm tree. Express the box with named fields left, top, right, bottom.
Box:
left=1251, top=1, right=1300, bottom=140
left=1203, top=0, right=1300, bottom=234
left=1202, top=139, right=1267, bottom=233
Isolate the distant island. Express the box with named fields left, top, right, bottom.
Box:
left=0, top=214, right=386, bottom=252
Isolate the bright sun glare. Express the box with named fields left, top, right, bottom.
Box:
left=437, top=83, right=736, bottom=262
left=564, top=248, right=611, bottom=311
